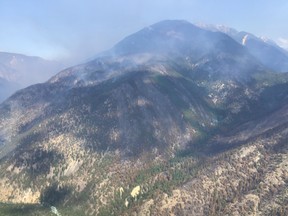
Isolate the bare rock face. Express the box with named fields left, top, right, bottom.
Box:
left=0, top=20, right=288, bottom=215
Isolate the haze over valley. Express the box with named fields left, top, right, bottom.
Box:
left=0, top=19, right=287, bottom=215
left=0, top=52, right=64, bottom=102
left=1, top=1, right=288, bottom=216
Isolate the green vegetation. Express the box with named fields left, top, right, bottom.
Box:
left=0, top=203, right=49, bottom=216
left=97, top=153, right=205, bottom=215
left=1, top=40, right=288, bottom=216
left=40, top=183, right=71, bottom=207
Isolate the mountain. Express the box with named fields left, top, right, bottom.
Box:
left=234, top=32, right=288, bottom=72
left=197, top=23, right=288, bottom=72
left=0, top=52, right=63, bottom=102
left=0, top=20, right=288, bottom=216
left=0, top=77, right=18, bottom=102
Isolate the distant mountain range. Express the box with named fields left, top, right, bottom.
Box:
left=0, top=20, right=288, bottom=216
left=197, top=23, right=288, bottom=72
left=0, top=52, right=63, bottom=102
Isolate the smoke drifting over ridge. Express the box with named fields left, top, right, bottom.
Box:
left=1, top=17, right=288, bottom=103
left=1, top=0, right=288, bottom=64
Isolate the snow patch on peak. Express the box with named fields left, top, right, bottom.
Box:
left=259, top=36, right=278, bottom=46
left=277, top=37, right=288, bottom=51
left=259, top=36, right=270, bottom=43
left=195, top=23, right=238, bottom=36
left=242, top=35, right=249, bottom=45
left=166, top=30, right=183, bottom=40
left=146, top=26, right=154, bottom=31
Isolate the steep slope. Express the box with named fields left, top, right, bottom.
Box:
left=136, top=100, right=288, bottom=216
left=0, top=52, right=63, bottom=102
left=197, top=23, right=288, bottom=72
left=235, top=32, right=288, bottom=72
left=0, top=20, right=265, bottom=159
left=0, top=77, right=18, bottom=103
left=0, top=20, right=288, bottom=216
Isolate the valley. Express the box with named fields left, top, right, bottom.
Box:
left=0, top=20, right=287, bottom=216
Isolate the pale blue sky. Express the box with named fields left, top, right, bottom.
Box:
left=1, top=0, right=288, bottom=62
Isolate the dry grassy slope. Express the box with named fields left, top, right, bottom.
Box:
left=0, top=64, right=219, bottom=215
left=134, top=105, right=288, bottom=216
left=1, top=67, right=288, bottom=216
left=0, top=79, right=287, bottom=215
left=1, top=20, right=288, bottom=215
left=0, top=67, right=288, bottom=216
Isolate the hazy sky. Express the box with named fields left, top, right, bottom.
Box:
left=1, top=0, right=288, bottom=63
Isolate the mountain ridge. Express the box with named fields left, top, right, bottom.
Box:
left=0, top=51, right=64, bottom=102
left=196, top=22, right=288, bottom=72
left=0, top=20, right=288, bottom=216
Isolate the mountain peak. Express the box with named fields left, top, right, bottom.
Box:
left=1, top=20, right=288, bottom=215
left=195, top=23, right=239, bottom=36
left=112, top=19, right=247, bottom=60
